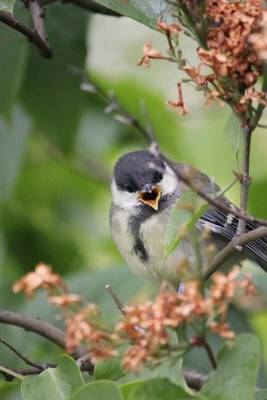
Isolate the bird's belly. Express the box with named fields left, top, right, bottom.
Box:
left=110, top=207, right=191, bottom=285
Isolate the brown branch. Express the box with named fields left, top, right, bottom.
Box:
left=79, top=76, right=159, bottom=153
left=204, top=226, right=267, bottom=280
left=237, top=122, right=252, bottom=235
left=0, top=10, right=52, bottom=58
left=0, top=309, right=84, bottom=359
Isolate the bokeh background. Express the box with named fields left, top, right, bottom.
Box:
left=0, top=5, right=267, bottom=398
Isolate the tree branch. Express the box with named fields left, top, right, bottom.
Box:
left=0, top=10, right=52, bottom=58
left=204, top=226, right=267, bottom=280
left=0, top=309, right=84, bottom=359
left=237, top=122, right=252, bottom=234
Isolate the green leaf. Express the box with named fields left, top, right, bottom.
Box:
left=0, top=0, right=15, bottom=12
left=94, top=357, right=124, bottom=381
left=256, top=389, right=267, bottom=400
left=119, top=357, right=186, bottom=388
left=120, top=378, right=200, bottom=400
left=70, top=381, right=123, bottom=400
left=164, top=191, right=208, bottom=257
left=90, top=1, right=172, bottom=29
left=225, top=113, right=243, bottom=160
left=0, top=107, right=30, bottom=201
left=20, top=4, right=88, bottom=153
left=0, top=3, right=28, bottom=113
left=21, top=354, right=84, bottom=400
left=200, top=334, right=261, bottom=400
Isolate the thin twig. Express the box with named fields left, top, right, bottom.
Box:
left=204, top=226, right=267, bottom=280
left=0, top=337, right=43, bottom=370
left=0, top=10, right=52, bottom=58
left=219, top=176, right=238, bottom=197
left=0, top=365, right=24, bottom=380
left=77, top=72, right=159, bottom=152
left=105, top=284, right=126, bottom=315
left=202, top=337, right=217, bottom=369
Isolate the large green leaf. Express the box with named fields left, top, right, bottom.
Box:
left=21, top=355, right=84, bottom=400
left=70, top=381, right=123, bottom=400
left=164, top=191, right=208, bottom=257
left=94, top=356, right=124, bottom=381
left=120, top=378, right=200, bottom=400
left=91, top=1, right=172, bottom=29
left=0, top=107, right=30, bottom=201
left=119, top=357, right=185, bottom=389
left=0, top=3, right=28, bottom=113
left=200, top=334, right=260, bottom=400
left=20, top=4, right=88, bottom=153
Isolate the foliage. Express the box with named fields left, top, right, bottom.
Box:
left=0, top=0, right=267, bottom=399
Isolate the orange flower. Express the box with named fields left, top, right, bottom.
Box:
left=137, top=41, right=172, bottom=68
left=210, top=321, right=236, bottom=340
left=157, top=20, right=182, bottom=36
left=13, top=263, right=64, bottom=298
left=48, top=294, right=82, bottom=307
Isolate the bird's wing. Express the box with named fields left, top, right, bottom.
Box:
left=199, top=204, right=267, bottom=271
left=173, top=162, right=267, bottom=271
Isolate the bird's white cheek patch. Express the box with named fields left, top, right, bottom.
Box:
left=159, top=165, right=178, bottom=195
left=111, top=180, right=140, bottom=209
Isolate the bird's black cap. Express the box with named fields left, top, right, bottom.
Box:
left=114, top=150, right=165, bottom=193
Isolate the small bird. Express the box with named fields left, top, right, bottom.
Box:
left=110, top=150, right=267, bottom=285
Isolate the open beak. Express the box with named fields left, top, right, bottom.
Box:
left=137, top=185, right=161, bottom=211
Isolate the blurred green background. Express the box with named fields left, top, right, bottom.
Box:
left=0, top=4, right=267, bottom=398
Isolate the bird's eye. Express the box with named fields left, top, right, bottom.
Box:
left=126, top=185, right=135, bottom=193
left=153, top=171, right=163, bottom=183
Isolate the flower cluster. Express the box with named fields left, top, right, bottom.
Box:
left=250, top=10, right=267, bottom=61
left=13, top=263, right=67, bottom=298
left=12, top=263, right=116, bottom=364
left=138, top=1, right=267, bottom=114
left=65, top=304, right=118, bottom=363
left=13, top=264, right=256, bottom=371
left=117, top=267, right=255, bottom=371
left=203, top=0, right=262, bottom=88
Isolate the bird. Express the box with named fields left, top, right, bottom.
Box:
left=110, top=149, right=267, bottom=286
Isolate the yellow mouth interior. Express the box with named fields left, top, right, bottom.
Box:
left=138, top=187, right=161, bottom=210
